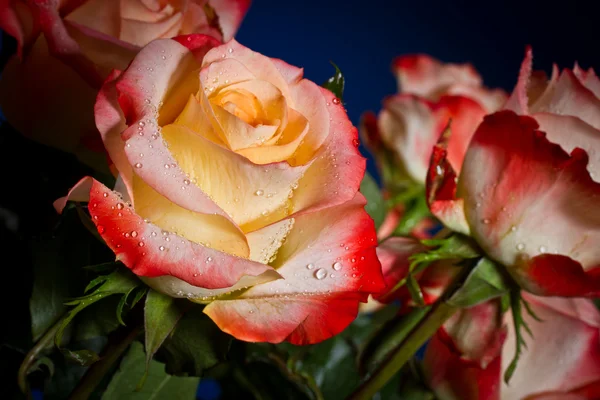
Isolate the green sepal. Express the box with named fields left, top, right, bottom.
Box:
left=447, top=257, right=509, bottom=308
left=321, top=62, right=345, bottom=101
left=503, top=290, right=536, bottom=383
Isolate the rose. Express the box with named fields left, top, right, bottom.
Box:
left=427, top=48, right=600, bottom=297
left=0, top=0, right=250, bottom=168
left=423, top=293, right=600, bottom=400
left=55, top=35, right=385, bottom=344
left=360, top=54, right=507, bottom=186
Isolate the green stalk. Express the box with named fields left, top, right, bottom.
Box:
left=18, top=316, right=66, bottom=397
left=68, top=322, right=142, bottom=400
left=348, top=301, right=456, bottom=400
left=347, top=258, right=478, bottom=399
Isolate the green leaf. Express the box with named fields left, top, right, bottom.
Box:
left=503, top=290, right=534, bottom=383
left=144, top=291, right=185, bottom=373
left=295, top=337, right=359, bottom=399
left=158, top=306, right=231, bottom=376
left=447, top=257, right=509, bottom=307
left=102, top=341, right=199, bottom=400
left=321, top=62, right=345, bottom=101
left=360, top=172, right=386, bottom=229
left=55, top=269, right=141, bottom=364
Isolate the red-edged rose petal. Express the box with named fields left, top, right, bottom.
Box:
left=87, top=178, right=279, bottom=290
left=204, top=194, right=385, bottom=344
left=425, top=124, right=470, bottom=234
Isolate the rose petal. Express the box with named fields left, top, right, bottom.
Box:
left=393, top=54, right=482, bottom=100
left=447, top=84, right=508, bottom=113
left=531, top=69, right=600, bottom=131
left=501, top=294, right=600, bottom=399
left=236, top=108, right=310, bottom=164
left=534, top=113, right=600, bottom=179
left=204, top=194, right=385, bottom=344
left=159, top=124, right=307, bottom=230
left=504, top=46, right=533, bottom=114
left=202, top=40, right=294, bottom=103
left=425, top=124, right=470, bottom=235
left=423, top=330, right=502, bottom=400
left=87, top=178, right=280, bottom=290
left=246, top=218, right=295, bottom=264
left=64, top=0, right=120, bottom=37
left=574, top=64, right=600, bottom=99
left=441, top=300, right=506, bottom=368
left=379, top=94, right=435, bottom=182
left=0, top=37, right=103, bottom=168
left=513, top=254, right=600, bottom=297
left=459, top=111, right=600, bottom=291
left=119, top=12, right=183, bottom=47
left=290, top=87, right=365, bottom=215
left=208, top=0, right=251, bottom=41
left=131, top=174, right=250, bottom=257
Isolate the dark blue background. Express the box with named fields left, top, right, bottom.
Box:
left=235, top=0, right=600, bottom=177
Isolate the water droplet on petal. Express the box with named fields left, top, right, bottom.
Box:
left=314, top=268, right=327, bottom=280
left=306, top=263, right=314, bottom=270
left=332, top=262, right=342, bottom=271
left=97, top=225, right=105, bottom=234
left=332, top=97, right=340, bottom=105
left=131, top=231, right=138, bottom=238
left=116, top=203, right=124, bottom=210
left=516, top=243, right=525, bottom=251
left=138, top=241, right=145, bottom=247
left=103, top=192, right=108, bottom=198
left=135, top=162, right=143, bottom=168
left=255, top=189, right=264, bottom=196
left=159, top=246, right=165, bottom=251
left=539, top=246, right=547, bottom=253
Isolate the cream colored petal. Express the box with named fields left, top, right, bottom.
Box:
left=132, top=174, right=250, bottom=257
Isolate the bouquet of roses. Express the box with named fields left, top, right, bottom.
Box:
left=1, top=1, right=599, bottom=399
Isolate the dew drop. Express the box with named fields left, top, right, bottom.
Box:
left=131, top=231, right=138, bottom=238
left=206, top=256, right=213, bottom=263
left=183, top=179, right=190, bottom=185
left=116, top=202, right=124, bottom=210
left=332, top=97, right=340, bottom=105
left=314, top=268, right=327, bottom=280
left=333, top=262, right=342, bottom=271
left=103, top=192, right=108, bottom=198
left=97, top=225, right=105, bottom=234
left=135, top=162, right=143, bottom=168
left=306, top=263, right=315, bottom=270
left=510, top=225, right=517, bottom=232
left=516, top=243, right=525, bottom=251
left=482, top=218, right=490, bottom=224
left=151, top=232, right=157, bottom=237
left=138, top=241, right=145, bottom=247
left=255, top=189, right=264, bottom=196
left=539, top=246, right=547, bottom=253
